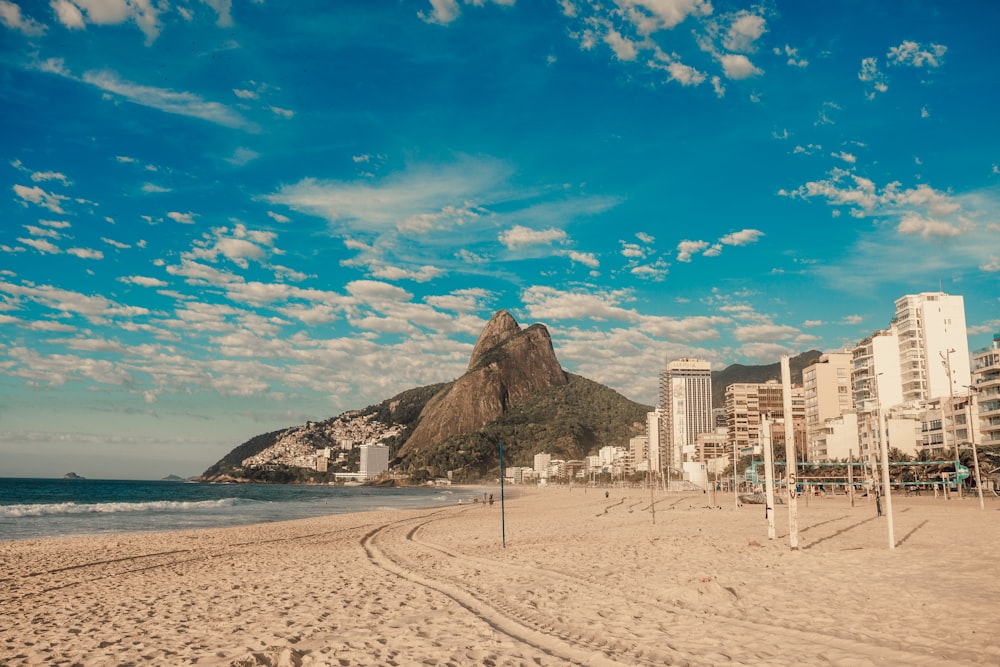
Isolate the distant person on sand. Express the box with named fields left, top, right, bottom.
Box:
left=605, top=491, right=609, bottom=499
left=488, top=493, right=494, bottom=507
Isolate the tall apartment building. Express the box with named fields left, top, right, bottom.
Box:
left=359, top=444, right=389, bottom=481
left=972, top=334, right=1000, bottom=448
left=658, top=358, right=713, bottom=472
left=646, top=409, right=662, bottom=474
left=894, top=292, right=970, bottom=403
left=803, top=352, right=854, bottom=461
left=851, top=328, right=904, bottom=413
left=725, top=382, right=790, bottom=454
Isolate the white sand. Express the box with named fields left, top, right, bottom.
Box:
left=2, top=487, right=999, bottom=666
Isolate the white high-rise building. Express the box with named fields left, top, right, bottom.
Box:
left=659, top=358, right=713, bottom=472
left=894, top=292, right=969, bottom=403
left=359, top=444, right=389, bottom=481
left=533, top=452, right=552, bottom=477
left=851, top=328, right=905, bottom=413
left=646, top=409, right=662, bottom=475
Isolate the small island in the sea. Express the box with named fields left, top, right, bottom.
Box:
left=161, top=474, right=189, bottom=482
left=62, top=472, right=85, bottom=479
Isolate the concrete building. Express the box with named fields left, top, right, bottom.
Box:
left=646, top=409, right=662, bottom=475
left=358, top=444, right=389, bottom=481
left=659, top=358, right=713, bottom=472
left=851, top=328, right=905, bottom=413
left=894, top=292, right=970, bottom=403
left=629, top=435, right=649, bottom=469
left=725, top=381, right=789, bottom=454
left=971, top=335, right=1000, bottom=449
left=533, top=452, right=552, bottom=479
left=810, top=412, right=859, bottom=461
left=802, top=352, right=854, bottom=461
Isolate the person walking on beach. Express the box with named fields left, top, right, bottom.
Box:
left=488, top=493, right=494, bottom=507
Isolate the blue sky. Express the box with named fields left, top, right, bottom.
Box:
left=2, top=0, right=998, bottom=479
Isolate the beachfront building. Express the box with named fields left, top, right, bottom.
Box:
left=803, top=352, right=855, bottom=461
left=358, top=444, right=389, bottom=481
left=725, top=381, right=788, bottom=454
left=810, top=412, right=859, bottom=461
left=659, top=358, right=713, bottom=473
left=533, top=452, right=552, bottom=480
left=646, top=409, right=662, bottom=476
left=629, top=435, right=650, bottom=470
left=972, top=335, right=1000, bottom=448
left=894, top=292, right=970, bottom=403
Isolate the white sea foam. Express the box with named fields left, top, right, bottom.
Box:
left=0, top=498, right=244, bottom=518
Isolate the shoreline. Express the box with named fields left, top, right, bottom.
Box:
left=3, top=487, right=999, bottom=666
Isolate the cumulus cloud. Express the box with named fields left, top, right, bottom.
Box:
left=676, top=239, right=709, bottom=262
left=167, top=211, right=197, bottom=225
left=887, top=40, right=947, bottom=68
left=119, top=275, right=168, bottom=287
left=0, top=0, right=47, bottom=34
left=13, top=184, right=67, bottom=213
left=719, top=53, right=762, bottom=79
left=723, top=11, right=766, bottom=53
left=51, top=0, right=162, bottom=44
left=66, top=247, right=104, bottom=260
left=859, top=57, right=888, bottom=98
left=499, top=225, right=567, bottom=250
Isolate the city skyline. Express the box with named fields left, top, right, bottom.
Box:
left=2, top=1, right=998, bottom=478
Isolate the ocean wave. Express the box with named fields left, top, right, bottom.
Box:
left=0, top=498, right=245, bottom=518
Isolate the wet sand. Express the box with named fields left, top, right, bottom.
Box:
left=2, top=487, right=999, bottom=666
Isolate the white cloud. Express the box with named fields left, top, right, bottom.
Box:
left=723, top=11, right=766, bottom=53
left=775, top=44, right=808, bottom=68
left=269, top=106, right=294, bottom=118
left=119, top=275, right=167, bottom=287
left=419, top=0, right=460, bottom=24
left=141, top=183, right=170, bottom=193
left=665, top=61, right=706, bottom=86
left=167, top=211, right=197, bottom=224
left=604, top=27, right=638, bottom=61
left=76, top=69, right=254, bottom=130
left=858, top=57, right=888, bottom=97
left=832, top=151, right=856, bottom=164
left=0, top=0, right=47, bottom=34
left=499, top=225, right=567, bottom=250
left=720, top=229, right=764, bottom=246
left=233, top=88, right=258, bottom=100
left=24, top=225, right=62, bottom=239
left=224, top=147, right=259, bottom=166
left=13, top=184, right=67, bottom=213
left=719, top=53, right=762, bottom=79
left=887, top=40, right=947, bottom=68
left=676, top=239, right=709, bottom=262
left=618, top=0, right=712, bottom=32
left=563, top=250, right=599, bottom=268
left=733, top=323, right=801, bottom=343
left=18, top=237, right=61, bottom=254
left=51, top=0, right=162, bottom=44
left=66, top=247, right=104, bottom=260
left=102, top=237, right=131, bottom=249
left=267, top=211, right=291, bottom=224
left=896, top=213, right=963, bottom=238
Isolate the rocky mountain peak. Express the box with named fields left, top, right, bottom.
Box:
left=468, top=309, right=520, bottom=370
left=398, top=310, right=567, bottom=457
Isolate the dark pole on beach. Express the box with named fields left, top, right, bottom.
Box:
left=499, top=440, right=506, bottom=548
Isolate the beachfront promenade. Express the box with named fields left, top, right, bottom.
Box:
left=2, top=488, right=998, bottom=666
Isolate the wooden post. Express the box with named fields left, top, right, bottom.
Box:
left=733, top=443, right=740, bottom=510
left=878, top=411, right=895, bottom=549
left=781, top=356, right=799, bottom=550
left=848, top=449, right=855, bottom=508
left=762, top=415, right=776, bottom=540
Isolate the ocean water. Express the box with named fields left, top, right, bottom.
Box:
left=0, top=478, right=471, bottom=542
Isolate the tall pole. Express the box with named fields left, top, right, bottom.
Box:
left=968, top=389, right=985, bottom=511
left=499, top=440, right=506, bottom=548
left=942, top=348, right=961, bottom=498
left=762, top=415, right=776, bottom=540
left=878, top=407, right=896, bottom=549
left=781, top=356, right=799, bottom=550
left=848, top=448, right=855, bottom=508
left=733, top=443, right=740, bottom=509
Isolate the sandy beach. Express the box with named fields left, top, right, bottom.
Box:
left=2, top=487, right=999, bottom=666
